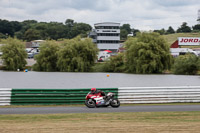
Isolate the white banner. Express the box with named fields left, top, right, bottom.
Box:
left=178, top=37, right=200, bottom=46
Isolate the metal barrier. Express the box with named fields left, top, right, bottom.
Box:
left=1, top=86, right=200, bottom=105
left=11, top=88, right=118, bottom=105
left=118, top=86, right=200, bottom=103
left=0, top=88, right=11, bottom=105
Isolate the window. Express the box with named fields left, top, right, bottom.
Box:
left=97, top=33, right=119, bottom=36
left=95, top=26, right=119, bottom=29
left=97, top=40, right=119, bottom=43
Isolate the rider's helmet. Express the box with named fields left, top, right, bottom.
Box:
left=91, top=88, right=96, bottom=93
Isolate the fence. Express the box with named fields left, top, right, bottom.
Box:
left=118, top=86, right=200, bottom=104
left=0, top=86, right=200, bottom=105
left=11, top=88, right=118, bottom=105
left=0, top=88, right=11, bottom=106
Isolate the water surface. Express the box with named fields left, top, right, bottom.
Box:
left=0, top=71, right=200, bottom=89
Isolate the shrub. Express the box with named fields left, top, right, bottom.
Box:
left=91, top=63, right=106, bottom=72
left=173, top=54, right=200, bottom=75
left=103, top=53, right=125, bottom=72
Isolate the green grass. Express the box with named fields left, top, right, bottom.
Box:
left=0, top=111, right=200, bottom=133
left=0, top=111, right=199, bottom=122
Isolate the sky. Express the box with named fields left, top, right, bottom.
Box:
left=0, top=0, right=200, bottom=31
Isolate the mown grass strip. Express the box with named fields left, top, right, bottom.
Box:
left=0, top=111, right=199, bottom=133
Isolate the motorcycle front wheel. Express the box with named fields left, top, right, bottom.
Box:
left=85, top=99, right=96, bottom=108
left=110, top=99, right=120, bottom=108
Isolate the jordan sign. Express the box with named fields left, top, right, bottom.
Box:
left=178, top=37, right=200, bottom=46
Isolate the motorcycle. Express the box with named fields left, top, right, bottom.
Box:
left=85, top=92, right=120, bottom=108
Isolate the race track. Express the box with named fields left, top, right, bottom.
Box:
left=1, top=105, right=200, bottom=114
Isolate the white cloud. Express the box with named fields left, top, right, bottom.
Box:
left=0, top=0, right=200, bottom=30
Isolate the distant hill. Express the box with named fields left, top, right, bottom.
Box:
left=162, top=33, right=200, bottom=46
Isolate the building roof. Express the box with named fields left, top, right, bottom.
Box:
left=94, top=22, right=120, bottom=27
left=31, top=40, right=44, bottom=42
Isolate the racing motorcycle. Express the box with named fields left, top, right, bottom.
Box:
left=85, top=92, right=120, bottom=108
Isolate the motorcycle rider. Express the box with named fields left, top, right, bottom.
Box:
left=90, top=88, right=107, bottom=102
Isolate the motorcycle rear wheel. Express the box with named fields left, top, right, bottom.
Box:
left=85, top=99, right=96, bottom=108
left=110, top=99, right=120, bottom=108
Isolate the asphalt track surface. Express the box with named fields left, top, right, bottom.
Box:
left=0, top=105, right=200, bottom=114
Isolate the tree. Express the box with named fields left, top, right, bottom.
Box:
left=197, top=18, right=200, bottom=24
left=14, top=32, right=23, bottom=40
left=153, top=28, right=166, bottom=35
left=120, top=29, right=128, bottom=40
left=45, top=22, right=68, bottom=40
left=192, top=24, right=200, bottom=31
left=65, top=19, right=74, bottom=28
left=22, top=20, right=38, bottom=25
left=0, top=19, right=14, bottom=37
left=24, top=29, right=40, bottom=41
left=166, top=26, right=175, bottom=34
left=120, top=24, right=132, bottom=40
left=177, top=22, right=191, bottom=33
left=0, top=37, right=27, bottom=70
left=57, top=37, right=98, bottom=72
left=10, top=21, right=22, bottom=33
left=121, top=24, right=132, bottom=34
left=125, top=32, right=172, bottom=74
left=0, top=19, right=93, bottom=40
left=33, top=40, right=60, bottom=71
left=0, top=33, right=7, bottom=39
left=69, top=23, right=92, bottom=38
left=173, top=54, right=200, bottom=75
left=132, top=28, right=140, bottom=36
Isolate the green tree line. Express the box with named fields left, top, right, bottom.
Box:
left=0, top=19, right=92, bottom=41
left=1, top=19, right=200, bottom=41
left=153, top=22, right=200, bottom=35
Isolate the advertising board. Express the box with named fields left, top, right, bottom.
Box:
left=178, top=37, right=200, bottom=46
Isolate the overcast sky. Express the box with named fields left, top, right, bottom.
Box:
left=0, top=0, right=200, bottom=30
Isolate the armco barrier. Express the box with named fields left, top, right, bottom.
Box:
left=11, top=88, right=118, bottom=105
left=0, top=88, right=12, bottom=106
left=118, top=86, right=200, bottom=104
left=1, top=87, right=200, bottom=105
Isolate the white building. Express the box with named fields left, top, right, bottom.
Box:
left=89, top=22, right=120, bottom=52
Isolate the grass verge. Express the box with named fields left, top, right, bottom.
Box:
left=0, top=111, right=200, bottom=133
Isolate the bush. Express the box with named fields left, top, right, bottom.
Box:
left=92, top=53, right=125, bottom=72
left=91, top=63, right=106, bottom=72
left=103, top=53, right=125, bottom=72
left=173, top=54, right=200, bottom=75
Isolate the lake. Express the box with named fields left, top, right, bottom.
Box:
left=0, top=71, right=200, bottom=89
